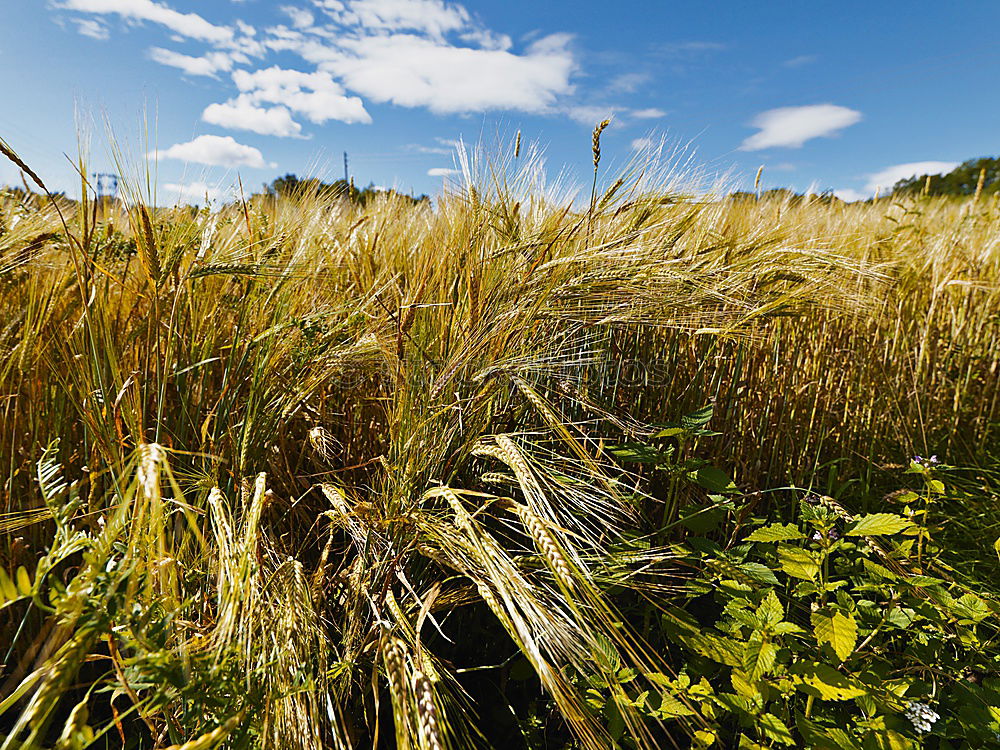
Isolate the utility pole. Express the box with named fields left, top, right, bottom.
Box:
left=343, top=151, right=349, bottom=184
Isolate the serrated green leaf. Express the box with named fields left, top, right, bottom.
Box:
left=652, top=693, right=697, bottom=718
left=661, top=608, right=742, bottom=667
left=778, top=544, right=819, bottom=580
left=756, top=590, right=784, bottom=628
left=905, top=574, right=945, bottom=587
left=746, top=523, right=805, bottom=543
left=743, top=633, right=777, bottom=680
left=861, top=559, right=898, bottom=580
left=693, top=729, right=717, bottom=748
left=715, top=692, right=756, bottom=717
left=694, top=465, right=738, bottom=494
left=739, top=562, right=780, bottom=585
left=954, top=593, right=991, bottom=624
left=591, top=633, right=621, bottom=672
left=652, top=425, right=686, bottom=438
left=811, top=609, right=857, bottom=661
left=607, top=443, right=668, bottom=465
left=846, top=513, right=912, bottom=537
left=795, top=714, right=862, bottom=749
left=886, top=607, right=916, bottom=627
left=682, top=404, right=715, bottom=429
left=759, top=713, right=795, bottom=745
left=730, top=669, right=762, bottom=700
left=789, top=662, right=867, bottom=700
left=878, top=729, right=919, bottom=750
left=773, top=621, right=806, bottom=635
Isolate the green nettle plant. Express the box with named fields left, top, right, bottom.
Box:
left=581, top=457, right=1000, bottom=749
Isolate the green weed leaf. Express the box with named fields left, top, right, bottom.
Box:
left=846, top=513, right=912, bottom=536
left=811, top=609, right=857, bottom=661
left=746, top=523, right=805, bottom=542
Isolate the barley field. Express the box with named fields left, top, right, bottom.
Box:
left=2, top=135, right=1000, bottom=748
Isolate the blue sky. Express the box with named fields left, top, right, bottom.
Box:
left=1, top=1, right=998, bottom=203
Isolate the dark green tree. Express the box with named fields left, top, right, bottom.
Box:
left=892, top=157, right=1000, bottom=197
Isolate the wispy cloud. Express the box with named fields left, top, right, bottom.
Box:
left=163, top=180, right=226, bottom=204
left=832, top=161, right=959, bottom=202
left=740, top=104, right=862, bottom=150
left=427, top=167, right=459, bottom=177
left=407, top=138, right=460, bottom=155
left=565, top=105, right=665, bottom=128
left=148, top=47, right=243, bottom=77
left=74, top=17, right=109, bottom=39
left=783, top=54, right=817, bottom=68
left=151, top=135, right=274, bottom=168
left=833, top=188, right=866, bottom=202
left=608, top=72, right=651, bottom=94
left=631, top=108, right=666, bottom=119
left=864, top=161, right=958, bottom=193
left=59, top=0, right=233, bottom=43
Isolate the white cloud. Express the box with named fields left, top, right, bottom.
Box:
left=631, top=108, right=666, bottom=119
left=322, top=0, right=471, bottom=38
left=608, top=72, right=650, bottom=94
left=631, top=137, right=653, bottom=151
left=833, top=188, right=866, bottom=202
left=164, top=181, right=225, bottom=204
left=407, top=137, right=459, bottom=155
left=75, top=18, right=110, bottom=39
left=740, top=104, right=862, bottom=150
left=282, top=5, right=315, bottom=28
left=831, top=161, right=958, bottom=202
left=59, top=0, right=580, bottom=130
left=863, top=161, right=958, bottom=193
left=59, top=0, right=233, bottom=43
left=565, top=105, right=664, bottom=128
left=203, top=96, right=303, bottom=137
left=566, top=105, right=618, bottom=126
left=319, top=32, right=574, bottom=114
left=151, top=135, right=273, bottom=168
left=428, top=167, right=459, bottom=176
left=232, top=66, right=371, bottom=124
left=149, top=47, right=242, bottom=76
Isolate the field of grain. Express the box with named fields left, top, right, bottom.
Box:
left=2, top=137, right=1000, bottom=748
